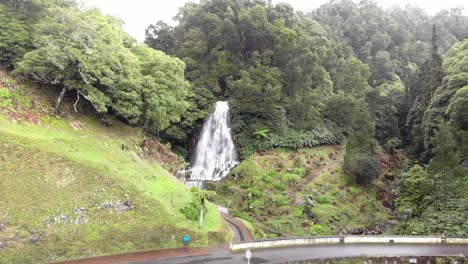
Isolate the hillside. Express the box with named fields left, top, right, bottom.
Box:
left=0, top=71, right=230, bottom=263
left=213, top=146, right=403, bottom=238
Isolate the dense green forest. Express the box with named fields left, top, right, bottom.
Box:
left=1, top=0, right=467, bottom=242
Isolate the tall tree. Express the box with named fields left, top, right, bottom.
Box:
left=13, top=7, right=134, bottom=114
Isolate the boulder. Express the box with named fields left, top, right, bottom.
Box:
left=30, top=236, right=39, bottom=243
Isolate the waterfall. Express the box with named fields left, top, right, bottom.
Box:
left=188, top=101, right=238, bottom=188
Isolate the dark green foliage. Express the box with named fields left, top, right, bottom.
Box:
left=335, top=56, right=370, bottom=96
left=397, top=122, right=467, bottom=236
left=266, top=127, right=342, bottom=150
left=343, top=96, right=381, bottom=185
left=343, top=153, right=381, bottom=186
left=398, top=202, right=468, bottom=236
left=366, top=82, right=404, bottom=143
left=0, top=4, right=30, bottom=67
left=396, top=164, right=431, bottom=215
left=421, top=40, right=468, bottom=162
left=145, top=0, right=338, bottom=153
left=426, top=122, right=465, bottom=206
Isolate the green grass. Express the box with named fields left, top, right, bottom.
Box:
left=304, top=168, right=389, bottom=231
left=0, top=79, right=230, bottom=263
left=215, top=145, right=393, bottom=238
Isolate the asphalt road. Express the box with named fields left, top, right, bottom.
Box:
left=124, top=244, right=468, bottom=264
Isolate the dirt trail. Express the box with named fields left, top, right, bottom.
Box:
left=290, top=157, right=343, bottom=205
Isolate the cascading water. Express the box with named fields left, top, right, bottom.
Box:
left=187, top=101, right=239, bottom=188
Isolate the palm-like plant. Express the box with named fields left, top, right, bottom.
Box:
left=191, top=188, right=216, bottom=228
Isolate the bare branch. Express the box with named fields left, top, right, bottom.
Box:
left=73, top=89, right=80, bottom=112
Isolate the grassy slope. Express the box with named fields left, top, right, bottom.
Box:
left=0, top=72, right=230, bottom=263
left=214, top=146, right=396, bottom=238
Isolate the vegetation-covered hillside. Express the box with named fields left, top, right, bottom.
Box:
left=213, top=145, right=403, bottom=238
left=0, top=71, right=230, bottom=263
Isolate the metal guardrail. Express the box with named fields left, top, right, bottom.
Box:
left=230, top=235, right=468, bottom=252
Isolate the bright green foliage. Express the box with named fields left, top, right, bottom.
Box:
left=0, top=109, right=229, bottom=262
left=396, top=164, right=430, bottom=215
left=280, top=173, right=301, bottom=185
left=181, top=198, right=202, bottom=221
left=335, top=56, right=370, bottom=96
left=130, top=45, right=189, bottom=132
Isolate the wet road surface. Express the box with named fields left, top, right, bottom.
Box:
left=124, top=244, right=467, bottom=264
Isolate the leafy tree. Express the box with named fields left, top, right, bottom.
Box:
left=13, top=7, right=134, bottom=114
left=344, top=153, right=381, bottom=185
left=343, top=98, right=381, bottom=185
left=144, top=20, right=175, bottom=54
left=0, top=4, right=30, bottom=67
left=335, top=56, right=370, bottom=96
left=396, top=164, right=431, bottom=215
left=421, top=39, right=468, bottom=161
left=426, top=121, right=465, bottom=207
left=130, top=45, right=189, bottom=134
left=366, top=81, right=404, bottom=143
left=229, top=61, right=282, bottom=120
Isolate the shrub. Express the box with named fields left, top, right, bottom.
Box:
left=293, top=156, right=303, bottom=168
left=344, top=153, right=381, bottom=185
left=272, top=182, right=286, bottom=191
left=291, top=167, right=306, bottom=177
left=281, top=173, right=301, bottom=184
left=316, top=195, right=332, bottom=204
left=348, top=186, right=361, bottom=195
left=180, top=199, right=201, bottom=221
left=310, top=224, right=333, bottom=236
left=262, top=174, right=273, bottom=183
left=246, top=188, right=263, bottom=198
left=272, top=195, right=289, bottom=207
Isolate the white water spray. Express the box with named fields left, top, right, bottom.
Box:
left=187, top=101, right=238, bottom=188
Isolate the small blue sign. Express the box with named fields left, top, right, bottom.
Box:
left=183, top=235, right=190, bottom=246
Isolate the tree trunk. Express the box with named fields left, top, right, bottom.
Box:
left=199, top=205, right=204, bottom=228
left=55, top=86, right=67, bottom=115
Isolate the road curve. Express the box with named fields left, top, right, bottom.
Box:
left=222, top=213, right=254, bottom=243
left=125, top=244, right=468, bottom=264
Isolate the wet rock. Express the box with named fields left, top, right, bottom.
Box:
left=101, top=199, right=134, bottom=213
left=349, top=228, right=365, bottom=235
left=0, top=221, right=7, bottom=231
left=30, top=236, right=39, bottom=243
